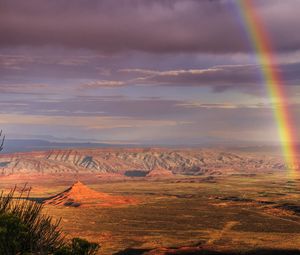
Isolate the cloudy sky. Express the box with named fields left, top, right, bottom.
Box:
left=0, top=0, right=299, bottom=145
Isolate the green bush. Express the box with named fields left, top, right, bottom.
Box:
left=54, top=238, right=99, bottom=255
left=0, top=187, right=65, bottom=254
left=0, top=187, right=100, bottom=254
left=0, top=212, right=28, bottom=254
left=70, top=238, right=99, bottom=255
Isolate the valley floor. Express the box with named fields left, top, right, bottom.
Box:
left=1, top=173, right=300, bottom=254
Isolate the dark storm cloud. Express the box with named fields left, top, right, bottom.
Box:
left=0, top=0, right=299, bottom=53
left=1, top=0, right=299, bottom=144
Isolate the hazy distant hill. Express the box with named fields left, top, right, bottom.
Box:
left=1, top=139, right=136, bottom=153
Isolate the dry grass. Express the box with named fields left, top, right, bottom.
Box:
left=1, top=173, right=300, bottom=254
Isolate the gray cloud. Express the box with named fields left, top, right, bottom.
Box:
left=130, top=66, right=260, bottom=89
left=0, top=83, right=49, bottom=94
left=119, top=62, right=300, bottom=93
left=1, top=0, right=300, bottom=144
left=0, top=0, right=299, bottom=54
left=80, top=80, right=125, bottom=89
left=0, top=97, right=282, bottom=144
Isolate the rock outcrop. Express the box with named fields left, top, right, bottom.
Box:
left=44, top=181, right=137, bottom=207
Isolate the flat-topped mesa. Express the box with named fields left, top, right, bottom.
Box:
left=44, top=181, right=138, bottom=208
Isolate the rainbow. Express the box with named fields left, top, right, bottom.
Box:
left=236, top=1, right=298, bottom=173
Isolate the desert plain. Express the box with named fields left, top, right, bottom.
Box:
left=0, top=148, right=300, bottom=255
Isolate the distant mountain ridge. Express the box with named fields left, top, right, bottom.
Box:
left=0, top=148, right=285, bottom=177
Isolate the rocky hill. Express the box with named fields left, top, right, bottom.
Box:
left=44, top=181, right=137, bottom=207
left=0, top=148, right=285, bottom=177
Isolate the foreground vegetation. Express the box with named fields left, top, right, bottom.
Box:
left=0, top=187, right=100, bottom=255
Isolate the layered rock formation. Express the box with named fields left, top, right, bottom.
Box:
left=0, top=148, right=285, bottom=177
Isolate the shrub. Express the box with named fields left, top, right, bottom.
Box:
left=54, top=238, right=99, bottom=255
left=70, top=238, right=99, bottom=255
left=0, top=187, right=65, bottom=254
left=0, top=186, right=100, bottom=254
left=0, top=212, right=28, bottom=254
